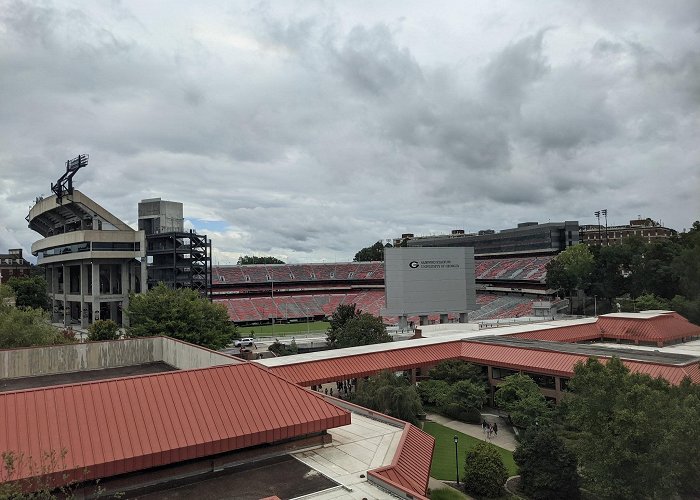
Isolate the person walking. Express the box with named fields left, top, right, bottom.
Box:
left=493, top=422, right=498, bottom=437
left=482, top=420, right=488, bottom=434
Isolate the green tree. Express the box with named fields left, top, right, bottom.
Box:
left=546, top=244, right=594, bottom=313
left=513, top=427, right=580, bottom=500
left=450, top=379, right=488, bottom=411
left=125, top=284, right=237, bottom=349
left=350, top=371, right=423, bottom=425
left=327, top=309, right=391, bottom=349
left=462, top=441, right=508, bottom=498
left=353, top=241, right=390, bottom=262
left=236, top=255, right=285, bottom=265
left=0, top=284, right=15, bottom=308
left=87, top=319, right=120, bottom=341
left=429, top=360, right=486, bottom=385
left=0, top=307, right=71, bottom=348
left=494, top=374, right=553, bottom=429
left=269, top=339, right=298, bottom=356
left=562, top=357, right=688, bottom=499
left=6, top=276, right=49, bottom=310
left=417, top=379, right=452, bottom=407
left=632, top=292, right=670, bottom=311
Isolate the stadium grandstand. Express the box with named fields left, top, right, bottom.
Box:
left=211, top=255, right=556, bottom=326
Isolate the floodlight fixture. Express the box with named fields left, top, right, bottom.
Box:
left=51, top=154, right=89, bottom=204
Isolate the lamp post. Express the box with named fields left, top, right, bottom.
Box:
left=454, top=435, right=460, bottom=486
left=602, top=209, right=608, bottom=245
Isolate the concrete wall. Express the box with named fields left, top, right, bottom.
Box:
left=0, top=337, right=161, bottom=379
left=0, top=337, right=242, bottom=381
left=161, top=337, right=241, bottom=370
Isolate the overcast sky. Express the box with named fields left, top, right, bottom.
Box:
left=1, top=1, right=699, bottom=264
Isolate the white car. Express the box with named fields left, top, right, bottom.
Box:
left=235, top=338, right=255, bottom=348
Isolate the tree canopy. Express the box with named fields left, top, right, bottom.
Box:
left=429, top=360, right=486, bottom=385
left=236, top=255, right=284, bottom=265
left=353, top=241, right=391, bottom=262
left=326, top=304, right=391, bottom=348
left=125, top=284, right=237, bottom=349
left=553, top=224, right=700, bottom=321
left=6, top=276, right=49, bottom=310
left=349, top=371, right=423, bottom=425
left=494, top=374, right=553, bottom=429
left=462, top=442, right=508, bottom=498
left=513, top=427, right=580, bottom=500
left=0, top=306, right=71, bottom=349
left=562, top=356, right=700, bottom=499
left=546, top=244, right=594, bottom=298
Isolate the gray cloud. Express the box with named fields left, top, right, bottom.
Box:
left=1, top=0, right=698, bottom=263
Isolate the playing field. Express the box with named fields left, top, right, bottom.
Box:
left=422, top=421, right=518, bottom=481
left=236, top=321, right=329, bottom=336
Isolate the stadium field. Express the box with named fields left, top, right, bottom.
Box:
left=237, top=321, right=329, bottom=336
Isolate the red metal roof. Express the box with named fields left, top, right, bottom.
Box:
left=368, top=423, right=434, bottom=500
left=270, top=341, right=463, bottom=386
left=0, top=363, right=350, bottom=486
left=509, top=323, right=602, bottom=343
left=267, top=339, right=700, bottom=387
left=596, top=312, right=700, bottom=344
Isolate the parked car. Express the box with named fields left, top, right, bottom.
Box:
left=235, top=337, right=255, bottom=347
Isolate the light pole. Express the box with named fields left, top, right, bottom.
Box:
left=594, top=211, right=602, bottom=245
left=602, top=209, right=608, bottom=245
left=454, top=435, right=460, bottom=486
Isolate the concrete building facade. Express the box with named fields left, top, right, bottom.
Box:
left=27, top=190, right=146, bottom=328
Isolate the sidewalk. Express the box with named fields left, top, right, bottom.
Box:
left=426, top=412, right=517, bottom=452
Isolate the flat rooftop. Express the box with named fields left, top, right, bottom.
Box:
left=293, top=411, right=406, bottom=499
left=475, top=337, right=700, bottom=366
left=125, top=455, right=338, bottom=500
left=0, top=361, right=176, bottom=392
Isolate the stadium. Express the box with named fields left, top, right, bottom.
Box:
left=211, top=254, right=563, bottom=328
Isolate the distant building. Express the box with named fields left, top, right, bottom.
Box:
left=398, top=221, right=580, bottom=256
left=138, top=198, right=212, bottom=297
left=27, top=190, right=146, bottom=327
left=0, top=248, right=31, bottom=284
left=580, top=218, right=676, bottom=246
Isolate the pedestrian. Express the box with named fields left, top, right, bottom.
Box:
left=493, top=423, right=498, bottom=436
left=324, top=388, right=328, bottom=395
left=487, top=425, right=493, bottom=440
left=482, top=420, right=488, bottom=434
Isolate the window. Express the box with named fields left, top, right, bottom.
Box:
left=491, top=367, right=518, bottom=380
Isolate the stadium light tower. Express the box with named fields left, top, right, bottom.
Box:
left=594, top=211, right=602, bottom=245
left=51, top=154, right=89, bottom=204
left=602, top=209, right=608, bottom=245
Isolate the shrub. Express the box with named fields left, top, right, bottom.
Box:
left=87, top=319, right=120, bottom=341
left=463, top=442, right=508, bottom=498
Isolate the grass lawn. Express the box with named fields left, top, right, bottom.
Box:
left=236, top=321, right=329, bottom=337
left=429, top=488, right=470, bottom=500
left=423, top=421, right=518, bottom=481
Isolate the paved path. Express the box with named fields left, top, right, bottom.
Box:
left=426, top=412, right=517, bottom=452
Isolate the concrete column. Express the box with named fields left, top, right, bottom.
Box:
left=62, top=264, right=68, bottom=327
left=459, top=313, right=467, bottom=323
left=120, top=261, right=128, bottom=296
left=91, top=262, right=100, bottom=323
left=439, top=314, right=448, bottom=324
left=110, top=264, right=118, bottom=294
left=80, top=263, right=88, bottom=329
left=140, top=259, right=148, bottom=293
left=398, top=316, right=408, bottom=331
left=419, top=315, right=428, bottom=326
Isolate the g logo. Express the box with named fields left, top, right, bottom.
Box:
left=409, top=261, right=419, bottom=269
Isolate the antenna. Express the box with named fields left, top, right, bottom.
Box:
left=51, top=154, right=89, bottom=204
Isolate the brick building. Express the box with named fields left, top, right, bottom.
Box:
left=0, top=248, right=31, bottom=284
